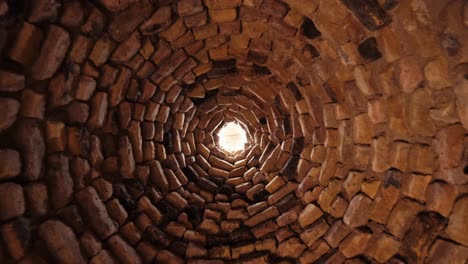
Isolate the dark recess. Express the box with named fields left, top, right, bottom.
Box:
left=301, top=18, right=321, bottom=39
left=358, top=37, right=382, bottom=61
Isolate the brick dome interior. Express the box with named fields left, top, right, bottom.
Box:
left=0, top=0, right=467, bottom=263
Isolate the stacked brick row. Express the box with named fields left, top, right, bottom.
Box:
left=0, top=0, right=467, bottom=263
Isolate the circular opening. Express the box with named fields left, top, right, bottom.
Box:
left=217, top=122, right=248, bottom=153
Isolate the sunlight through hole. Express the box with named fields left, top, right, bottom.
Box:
left=217, top=122, right=247, bottom=153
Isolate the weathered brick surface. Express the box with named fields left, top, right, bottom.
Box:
left=0, top=1, right=465, bottom=262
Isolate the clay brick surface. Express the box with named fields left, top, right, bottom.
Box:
left=0, top=1, right=466, bottom=263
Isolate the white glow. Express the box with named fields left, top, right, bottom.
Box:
left=217, top=122, right=248, bottom=153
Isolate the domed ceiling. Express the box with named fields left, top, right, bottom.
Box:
left=0, top=0, right=467, bottom=263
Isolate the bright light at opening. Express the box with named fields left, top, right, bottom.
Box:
left=217, top=122, right=248, bottom=153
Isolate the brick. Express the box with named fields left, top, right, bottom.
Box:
left=69, top=35, right=93, bottom=64
left=342, top=171, right=365, bottom=200
left=361, top=179, right=381, bottom=199
left=400, top=212, right=446, bottom=262
left=396, top=56, right=424, bottom=93
left=244, top=206, right=279, bottom=227
left=88, top=92, right=108, bottom=130
left=267, top=182, right=298, bottom=205
left=388, top=141, right=410, bottom=172
left=406, top=89, right=435, bottom=137
left=298, top=204, right=323, bottom=228
left=81, top=7, right=106, bottom=37
left=38, top=220, right=86, bottom=264
left=8, top=22, right=43, bottom=66
left=24, top=183, right=48, bottom=216
left=369, top=184, right=400, bottom=224
left=300, top=219, right=329, bottom=247
left=20, top=89, right=46, bottom=119
left=400, top=174, right=431, bottom=201
left=1, top=218, right=31, bottom=261
left=60, top=1, right=84, bottom=27
left=425, top=182, right=457, bottom=217
left=277, top=237, right=306, bottom=258
left=186, top=242, right=207, bottom=258
left=324, top=221, right=351, bottom=248
left=28, top=0, right=59, bottom=23
left=204, top=0, right=241, bottom=9
left=14, top=119, right=45, bottom=181
left=137, top=197, right=163, bottom=225
left=408, top=145, right=433, bottom=174
left=387, top=199, right=423, bottom=238
left=343, top=194, right=372, bottom=228
left=282, top=0, right=318, bottom=17
left=75, top=76, right=96, bottom=101
left=193, top=23, right=218, bottom=40
left=424, top=56, right=452, bottom=89
left=299, top=240, right=330, bottom=264
left=366, top=233, right=401, bottom=263
left=0, top=71, right=24, bottom=92
left=75, top=187, right=117, bottom=239
left=80, top=232, right=102, bottom=258
left=317, top=179, right=341, bottom=212
left=109, top=67, right=132, bottom=107
left=338, top=230, right=372, bottom=258
left=90, top=35, right=116, bottom=67
left=108, top=2, right=153, bottom=42
left=67, top=101, right=89, bottom=124
left=140, top=6, right=172, bottom=34
left=107, top=235, right=142, bottom=264
left=426, top=239, right=468, bottom=263
left=445, top=197, right=468, bottom=246
left=435, top=124, right=465, bottom=169
left=265, top=175, right=286, bottom=193
left=329, top=196, right=348, bottom=218
left=111, top=31, right=141, bottom=62
left=90, top=250, right=116, bottom=264
left=98, top=0, right=138, bottom=12
left=47, top=154, right=74, bottom=209
left=106, top=199, right=127, bottom=226
left=354, top=65, right=375, bottom=96
left=353, top=113, right=374, bottom=144
left=166, top=192, right=188, bottom=210
left=0, top=182, right=25, bottom=221
left=209, top=9, right=237, bottom=22
left=161, top=19, right=187, bottom=42
left=177, top=0, right=204, bottom=16
left=371, top=136, right=390, bottom=172
left=31, top=25, right=69, bottom=80
left=0, top=149, right=21, bottom=180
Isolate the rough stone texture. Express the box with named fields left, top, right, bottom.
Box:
left=14, top=119, right=45, bottom=181
left=366, top=233, right=401, bottom=263
left=99, top=0, right=139, bottom=12
left=38, top=220, right=87, bottom=264
left=0, top=98, right=20, bottom=133
left=0, top=149, right=22, bottom=180
left=0, top=1, right=466, bottom=263
left=8, top=22, right=43, bottom=66
left=445, top=197, right=468, bottom=247
left=47, top=154, right=74, bottom=209
left=426, top=239, right=468, bottom=264
left=75, top=187, right=117, bottom=239
left=0, top=71, right=25, bottom=92
left=1, top=218, right=31, bottom=261
left=0, top=183, right=25, bottom=221
left=107, top=235, right=142, bottom=264
left=298, top=203, right=323, bottom=228
left=343, top=194, right=372, bottom=228
left=31, top=25, right=70, bottom=80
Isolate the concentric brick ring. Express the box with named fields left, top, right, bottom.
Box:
left=0, top=0, right=467, bottom=264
